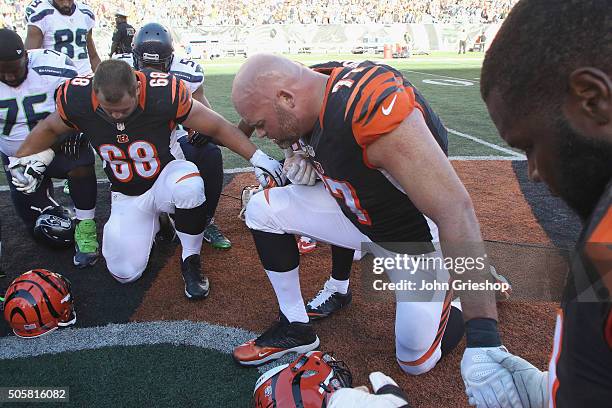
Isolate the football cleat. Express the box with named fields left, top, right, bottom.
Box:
left=233, top=313, right=319, bottom=366
left=306, top=280, right=352, bottom=320
left=297, top=236, right=317, bottom=255
left=181, top=254, right=209, bottom=299
left=73, top=219, right=99, bottom=268
left=202, top=220, right=231, bottom=250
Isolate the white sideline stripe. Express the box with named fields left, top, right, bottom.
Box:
left=450, top=155, right=524, bottom=161
left=404, top=69, right=480, bottom=83
left=0, top=320, right=306, bottom=373
left=447, top=128, right=526, bottom=159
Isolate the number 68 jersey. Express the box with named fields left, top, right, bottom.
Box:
left=55, top=68, right=193, bottom=196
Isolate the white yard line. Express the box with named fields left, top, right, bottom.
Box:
left=447, top=128, right=525, bottom=159
left=404, top=69, right=480, bottom=83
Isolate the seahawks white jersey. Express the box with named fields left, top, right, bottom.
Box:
left=25, top=0, right=96, bottom=75
left=112, top=53, right=205, bottom=159
left=112, top=53, right=205, bottom=93
left=0, top=49, right=78, bottom=156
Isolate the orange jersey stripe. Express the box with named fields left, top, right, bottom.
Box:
left=319, top=67, right=342, bottom=130
left=175, top=172, right=200, bottom=183
left=135, top=71, right=147, bottom=110
left=344, top=66, right=380, bottom=120
left=588, top=207, right=612, bottom=243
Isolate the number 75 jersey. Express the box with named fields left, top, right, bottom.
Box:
left=55, top=68, right=193, bottom=196
left=0, top=49, right=77, bottom=156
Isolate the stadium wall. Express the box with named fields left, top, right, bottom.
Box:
left=92, top=23, right=501, bottom=58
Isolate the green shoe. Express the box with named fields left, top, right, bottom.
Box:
left=63, top=180, right=70, bottom=195
left=202, top=222, right=231, bottom=250
left=73, top=219, right=99, bottom=268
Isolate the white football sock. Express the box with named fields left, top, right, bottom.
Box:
left=328, top=277, right=350, bottom=294
left=75, top=207, right=95, bottom=221
left=176, top=231, right=204, bottom=260
left=266, top=267, right=309, bottom=323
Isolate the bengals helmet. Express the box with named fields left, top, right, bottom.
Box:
left=253, top=351, right=352, bottom=408
left=3, top=269, right=76, bottom=338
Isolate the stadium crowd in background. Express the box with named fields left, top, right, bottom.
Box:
left=2, top=0, right=518, bottom=31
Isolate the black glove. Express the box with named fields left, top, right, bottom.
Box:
left=188, top=131, right=213, bottom=147
left=59, top=132, right=89, bottom=159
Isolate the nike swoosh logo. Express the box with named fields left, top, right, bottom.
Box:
left=381, top=94, right=398, bottom=116
left=258, top=351, right=273, bottom=357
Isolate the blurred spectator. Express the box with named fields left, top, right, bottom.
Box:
left=8, top=0, right=519, bottom=29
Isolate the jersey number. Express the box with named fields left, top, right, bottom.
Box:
left=321, top=176, right=372, bottom=225
left=149, top=72, right=169, bottom=87
left=98, top=141, right=160, bottom=182
left=54, top=29, right=88, bottom=60
left=0, top=95, right=49, bottom=136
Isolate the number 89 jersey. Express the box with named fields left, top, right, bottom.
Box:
left=55, top=68, right=193, bottom=196
left=25, top=0, right=96, bottom=75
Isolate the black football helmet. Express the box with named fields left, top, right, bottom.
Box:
left=132, top=23, right=174, bottom=72
left=33, top=206, right=76, bottom=248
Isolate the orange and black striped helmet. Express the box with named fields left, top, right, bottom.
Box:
left=2, top=269, right=76, bottom=338
left=253, top=351, right=352, bottom=408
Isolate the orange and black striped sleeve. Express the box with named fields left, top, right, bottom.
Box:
left=349, top=67, right=417, bottom=147
left=55, top=80, right=79, bottom=129
left=173, top=77, right=193, bottom=124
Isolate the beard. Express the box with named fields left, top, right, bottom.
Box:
left=554, top=118, right=612, bottom=221
left=53, top=1, right=74, bottom=15
left=274, top=103, right=301, bottom=149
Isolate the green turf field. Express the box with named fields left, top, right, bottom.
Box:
left=0, top=51, right=522, bottom=187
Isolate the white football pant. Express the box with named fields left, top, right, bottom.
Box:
left=102, top=160, right=205, bottom=283
left=246, top=182, right=455, bottom=375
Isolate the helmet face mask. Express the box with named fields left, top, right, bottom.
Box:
left=132, top=23, right=174, bottom=73
left=3, top=269, right=76, bottom=338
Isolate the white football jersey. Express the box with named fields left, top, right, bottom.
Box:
left=112, top=53, right=204, bottom=93
left=0, top=49, right=78, bottom=156
left=25, top=0, right=96, bottom=75
left=112, top=53, right=205, bottom=159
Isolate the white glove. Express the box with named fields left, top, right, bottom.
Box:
left=8, top=149, right=55, bottom=194
left=283, top=153, right=317, bottom=186
left=461, top=346, right=523, bottom=408
left=249, top=149, right=286, bottom=188
left=488, top=349, right=549, bottom=408
left=328, top=372, right=410, bottom=408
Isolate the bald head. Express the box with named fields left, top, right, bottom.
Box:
left=232, top=54, right=303, bottom=112
left=231, top=54, right=327, bottom=148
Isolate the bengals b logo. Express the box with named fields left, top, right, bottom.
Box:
left=117, top=134, right=129, bottom=143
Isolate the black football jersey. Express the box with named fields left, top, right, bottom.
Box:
left=56, top=68, right=192, bottom=195
left=550, top=180, right=612, bottom=407
left=301, top=61, right=448, bottom=243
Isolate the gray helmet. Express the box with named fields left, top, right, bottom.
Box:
left=33, top=206, right=75, bottom=248
left=132, top=23, right=174, bottom=72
